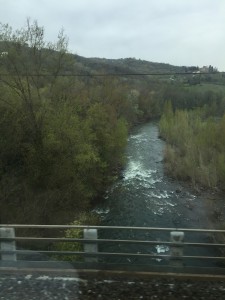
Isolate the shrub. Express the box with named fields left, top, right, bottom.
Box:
left=52, top=212, right=100, bottom=261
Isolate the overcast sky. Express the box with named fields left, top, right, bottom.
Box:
left=0, top=0, right=225, bottom=70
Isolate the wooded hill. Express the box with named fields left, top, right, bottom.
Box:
left=73, top=55, right=185, bottom=75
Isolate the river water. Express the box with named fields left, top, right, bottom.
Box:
left=94, top=122, right=218, bottom=266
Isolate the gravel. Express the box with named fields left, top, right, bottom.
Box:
left=1, top=273, right=225, bottom=299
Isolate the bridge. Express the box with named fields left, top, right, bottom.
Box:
left=1, top=224, right=225, bottom=299
left=1, top=224, right=225, bottom=276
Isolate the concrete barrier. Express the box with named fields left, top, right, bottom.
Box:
left=170, top=231, right=184, bottom=267
left=83, top=229, right=98, bottom=263
left=0, top=227, right=17, bottom=261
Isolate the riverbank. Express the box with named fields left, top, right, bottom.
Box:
left=164, top=173, right=225, bottom=230
left=159, top=106, right=225, bottom=193
left=162, top=164, right=225, bottom=259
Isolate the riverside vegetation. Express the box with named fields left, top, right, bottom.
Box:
left=0, top=19, right=225, bottom=229
left=159, top=100, right=225, bottom=190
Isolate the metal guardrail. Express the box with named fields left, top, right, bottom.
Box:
left=1, top=224, right=225, bottom=275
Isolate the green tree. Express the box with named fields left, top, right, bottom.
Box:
left=0, top=19, right=71, bottom=147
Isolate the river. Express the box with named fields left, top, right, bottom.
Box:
left=93, top=122, right=219, bottom=266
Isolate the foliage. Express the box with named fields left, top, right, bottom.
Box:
left=52, top=212, right=100, bottom=261
left=160, top=106, right=225, bottom=190
left=0, top=20, right=145, bottom=224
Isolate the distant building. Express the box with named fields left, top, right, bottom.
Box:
left=199, top=65, right=216, bottom=73
left=199, top=66, right=209, bottom=73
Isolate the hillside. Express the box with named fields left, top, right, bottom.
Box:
left=73, top=55, right=185, bottom=74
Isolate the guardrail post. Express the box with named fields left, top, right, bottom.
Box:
left=83, top=229, right=98, bottom=263
left=170, top=231, right=184, bottom=267
left=0, top=227, right=17, bottom=261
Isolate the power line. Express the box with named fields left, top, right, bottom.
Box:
left=0, top=72, right=224, bottom=77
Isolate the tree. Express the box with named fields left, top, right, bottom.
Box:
left=0, top=19, right=71, bottom=147
left=0, top=20, right=76, bottom=223
left=0, top=19, right=130, bottom=224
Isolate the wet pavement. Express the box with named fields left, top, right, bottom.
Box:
left=1, top=272, right=225, bottom=299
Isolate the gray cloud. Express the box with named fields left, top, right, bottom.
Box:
left=0, top=0, right=224, bottom=70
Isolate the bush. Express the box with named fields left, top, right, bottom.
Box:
left=52, top=212, right=100, bottom=261
left=160, top=107, right=225, bottom=190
